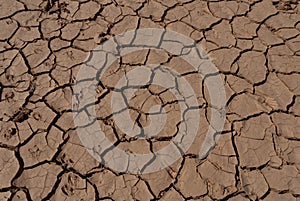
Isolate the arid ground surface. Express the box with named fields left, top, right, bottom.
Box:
left=0, top=0, right=300, bottom=200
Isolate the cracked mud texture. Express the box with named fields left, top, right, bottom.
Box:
left=0, top=0, right=300, bottom=200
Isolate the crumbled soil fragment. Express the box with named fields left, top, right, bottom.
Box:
left=11, top=108, right=32, bottom=123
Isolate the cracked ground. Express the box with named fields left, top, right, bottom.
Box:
left=0, top=0, right=300, bottom=200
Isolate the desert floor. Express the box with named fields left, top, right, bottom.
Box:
left=0, top=0, right=299, bottom=200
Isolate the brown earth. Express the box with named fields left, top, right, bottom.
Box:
left=0, top=0, right=300, bottom=200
